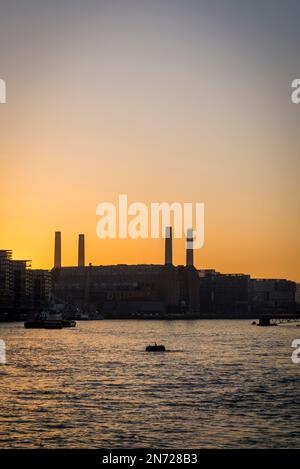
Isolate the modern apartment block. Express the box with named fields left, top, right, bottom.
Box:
left=0, top=250, right=51, bottom=320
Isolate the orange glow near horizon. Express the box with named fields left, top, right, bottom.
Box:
left=0, top=1, right=299, bottom=282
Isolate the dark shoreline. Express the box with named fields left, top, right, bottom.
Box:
left=1, top=313, right=300, bottom=323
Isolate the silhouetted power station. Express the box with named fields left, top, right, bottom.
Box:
left=49, top=227, right=203, bottom=318
left=0, top=227, right=298, bottom=320
left=47, top=228, right=297, bottom=319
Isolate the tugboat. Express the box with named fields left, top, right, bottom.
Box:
left=24, top=310, right=76, bottom=329
left=146, top=343, right=166, bottom=352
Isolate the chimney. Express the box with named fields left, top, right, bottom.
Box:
left=186, top=228, right=194, bottom=267
left=165, top=226, right=173, bottom=265
left=54, top=231, right=61, bottom=268
left=78, top=234, right=85, bottom=267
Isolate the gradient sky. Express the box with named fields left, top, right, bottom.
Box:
left=0, top=0, right=299, bottom=280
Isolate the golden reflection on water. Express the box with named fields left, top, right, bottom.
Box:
left=0, top=320, right=300, bottom=448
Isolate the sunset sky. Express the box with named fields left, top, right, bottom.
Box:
left=0, top=0, right=299, bottom=281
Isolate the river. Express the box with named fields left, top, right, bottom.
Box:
left=0, top=320, right=299, bottom=448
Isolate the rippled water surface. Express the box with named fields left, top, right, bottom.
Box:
left=1, top=320, right=300, bottom=448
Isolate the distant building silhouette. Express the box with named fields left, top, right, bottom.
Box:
left=0, top=250, right=13, bottom=314
left=0, top=250, right=51, bottom=321
left=198, top=269, right=250, bottom=315
left=52, top=263, right=200, bottom=318
left=250, top=278, right=296, bottom=314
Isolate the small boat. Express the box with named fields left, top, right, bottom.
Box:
left=146, top=343, right=166, bottom=352
left=24, top=320, right=63, bottom=329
